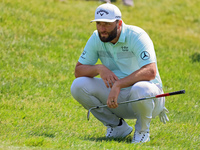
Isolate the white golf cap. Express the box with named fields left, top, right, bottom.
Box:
left=91, top=3, right=122, bottom=23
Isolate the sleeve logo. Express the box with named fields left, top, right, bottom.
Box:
left=81, top=51, right=86, bottom=59
left=140, top=51, right=150, bottom=60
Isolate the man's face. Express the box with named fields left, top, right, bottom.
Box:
left=96, top=21, right=118, bottom=43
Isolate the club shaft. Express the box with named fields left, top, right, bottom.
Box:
left=87, top=89, right=185, bottom=120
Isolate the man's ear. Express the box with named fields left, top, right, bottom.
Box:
left=118, top=20, right=122, bottom=26
left=117, top=20, right=122, bottom=29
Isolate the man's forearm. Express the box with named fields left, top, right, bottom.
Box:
left=114, top=63, right=157, bottom=89
left=75, top=64, right=101, bottom=78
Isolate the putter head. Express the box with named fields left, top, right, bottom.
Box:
left=87, top=106, right=100, bottom=121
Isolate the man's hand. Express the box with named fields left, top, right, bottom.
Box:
left=97, top=65, right=121, bottom=108
left=98, top=65, right=119, bottom=88
left=107, top=82, right=121, bottom=108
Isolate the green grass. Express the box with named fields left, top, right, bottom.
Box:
left=0, top=0, right=200, bottom=149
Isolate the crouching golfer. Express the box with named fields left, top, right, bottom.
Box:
left=71, top=3, right=169, bottom=143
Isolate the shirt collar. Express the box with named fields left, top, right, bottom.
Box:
left=117, top=22, right=126, bottom=43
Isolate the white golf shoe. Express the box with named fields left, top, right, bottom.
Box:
left=132, top=130, right=150, bottom=143
left=106, top=119, right=133, bottom=138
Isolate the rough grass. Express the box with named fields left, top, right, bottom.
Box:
left=0, top=0, right=200, bottom=149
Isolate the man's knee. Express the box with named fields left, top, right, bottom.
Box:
left=71, top=77, right=103, bottom=99
left=71, top=77, right=88, bottom=98
left=130, top=81, right=155, bottom=100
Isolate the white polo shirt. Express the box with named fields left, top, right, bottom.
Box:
left=78, top=23, right=162, bottom=87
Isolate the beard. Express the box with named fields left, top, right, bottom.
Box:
left=98, top=26, right=118, bottom=42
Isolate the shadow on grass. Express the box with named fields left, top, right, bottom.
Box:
left=82, top=134, right=133, bottom=143
left=190, top=52, right=200, bottom=62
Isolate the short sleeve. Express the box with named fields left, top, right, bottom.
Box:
left=132, top=32, right=156, bottom=68
left=78, top=31, right=99, bottom=65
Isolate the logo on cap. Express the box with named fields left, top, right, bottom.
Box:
left=97, top=9, right=109, bottom=16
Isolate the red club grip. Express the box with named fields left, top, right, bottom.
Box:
left=156, top=90, right=185, bottom=98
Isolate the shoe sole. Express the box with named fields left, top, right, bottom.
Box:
left=132, top=137, right=150, bottom=144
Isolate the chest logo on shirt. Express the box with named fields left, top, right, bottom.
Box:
left=121, top=46, right=129, bottom=51
left=140, top=51, right=150, bottom=60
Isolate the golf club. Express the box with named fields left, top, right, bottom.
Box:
left=87, top=89, right=185, bottom=120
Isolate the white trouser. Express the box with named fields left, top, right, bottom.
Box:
left=71, top=77, right=165, bottom=132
